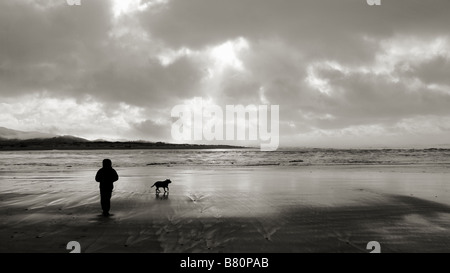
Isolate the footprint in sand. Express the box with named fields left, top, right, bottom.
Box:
left=186, top=193, right=213, bottom=213
left=186, top=193, right=208, bottom=203
left=333, top=231, right=366, bottom=252
left=252, top=218, right=285, bottom=241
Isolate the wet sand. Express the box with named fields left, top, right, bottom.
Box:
left=1, top=165, right=450, bottom=253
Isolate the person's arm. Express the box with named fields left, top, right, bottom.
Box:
left=95, top=169, right=102, bottom=182
left=112, top=169, right=119, bottom=183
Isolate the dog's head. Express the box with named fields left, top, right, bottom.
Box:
left=165, top=179, right=172, bottom=184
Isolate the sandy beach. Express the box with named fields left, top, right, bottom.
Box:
left=1, top=164, right=450, bottom=253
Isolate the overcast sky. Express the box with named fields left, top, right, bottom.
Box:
left=1, top=0, right=450, bottom=148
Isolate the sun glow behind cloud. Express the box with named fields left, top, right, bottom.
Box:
left=111, top=0, right=167, bottom=18
left=157, top=37, right=249, bottom=72
left=209, top=37, right=249, bottom=72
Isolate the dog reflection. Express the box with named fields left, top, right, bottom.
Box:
left=155, top=192, right=169, bottom=200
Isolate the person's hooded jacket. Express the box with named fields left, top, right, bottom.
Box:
left=95, top=159, right=119, bottom=191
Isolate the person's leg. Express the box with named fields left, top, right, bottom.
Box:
left=100, top=190, right=112, bottom=216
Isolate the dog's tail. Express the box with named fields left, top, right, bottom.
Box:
left=151, top=184, right=155, bottom=188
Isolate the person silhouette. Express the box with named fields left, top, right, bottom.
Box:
left=95, top=159, right=119, bottom=216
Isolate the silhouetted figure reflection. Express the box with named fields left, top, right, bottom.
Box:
left=155, top=192, right=169, bottom=200
left=95, top=159, right=119, bottom=216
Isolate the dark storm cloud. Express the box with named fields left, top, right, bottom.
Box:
left=0, top=0, right=111, bottom=96
left=139, top=0, right=450, bottom=61
left=84, top=53, right=204, bottom=106
left=131, top=119, right=172, bottom=141
left=0, top=0, right=201, bottom=107
left=406, top=56, right=450, bottom=86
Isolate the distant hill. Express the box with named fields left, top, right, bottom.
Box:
left=0, top=127, right=57, bottom=140
left=0, top=127, right=244, bottom=151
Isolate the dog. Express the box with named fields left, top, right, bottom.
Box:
left=151, top=179, right=171, bottom=193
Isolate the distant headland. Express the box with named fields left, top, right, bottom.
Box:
left=0, top=136, right=245, bottom=151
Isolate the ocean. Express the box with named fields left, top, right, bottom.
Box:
left=1, top=148, right=449, bottom=172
